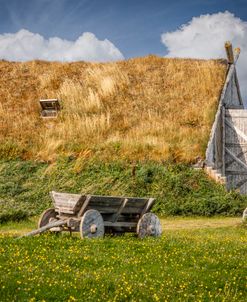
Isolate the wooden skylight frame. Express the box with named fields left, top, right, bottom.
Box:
left=39, top=99, right=61, bottom=118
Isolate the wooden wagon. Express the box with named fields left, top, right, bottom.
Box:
left=23, top=191, right=162, bottom=238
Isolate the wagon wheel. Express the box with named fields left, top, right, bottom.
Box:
left=38, top=208, right=58, bottom=228
left=137, top=213, right=162, bottom=238
left=243, top=207, right=247, bottom=222
left=80, top=209, right=104, bottom=238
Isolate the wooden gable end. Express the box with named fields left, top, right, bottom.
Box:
left=205, top=42, right=247, bottom=194
left=206, top=43, right=243, bottom=167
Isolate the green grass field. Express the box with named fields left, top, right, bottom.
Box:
left=1, top=159, right=247, bottom=301
left=0, top=217, right=246, bottom=302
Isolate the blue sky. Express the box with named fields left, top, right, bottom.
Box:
left=0, top=0, right=246, bottom=99
left=0, top=0, right=246, bottom=58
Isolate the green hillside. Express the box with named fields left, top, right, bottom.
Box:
left=0, top=158, right=246, bottom=223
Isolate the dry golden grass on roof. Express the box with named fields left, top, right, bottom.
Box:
left=0, top=56, right=227, bottom=162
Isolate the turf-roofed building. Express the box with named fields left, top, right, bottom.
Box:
left=0, top=42, right=245, bottom=192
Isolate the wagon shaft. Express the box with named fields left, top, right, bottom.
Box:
left=18, top=219, right=67, bottom=238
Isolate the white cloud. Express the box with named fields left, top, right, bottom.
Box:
left=0, top=29, right=124, bottom=62
left=161, top=11, right=247, bottom=101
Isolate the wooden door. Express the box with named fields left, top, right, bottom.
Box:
left=225, top=109, right=247, bottom=194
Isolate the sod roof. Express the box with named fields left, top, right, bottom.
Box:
left=0, top=56, right=227, bottom=162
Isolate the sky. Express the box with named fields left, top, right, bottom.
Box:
left=0, top=0, right=246, bottom=98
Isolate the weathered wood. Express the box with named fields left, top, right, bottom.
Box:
left=225, top=160, right=247, bottom=173
left=87, top=199, right=147, bottom=208
left=242, top=207, right=247, bottom=221
left=224, top=76, right=243, bottom=109
left=88, top=196, right=147, bottom=206
left=225, top=149, right=247, bottom=169
left=206, top=55, right=243, bottom=167
left=80, top=209, right=104, bottom=238
left=38, top=208, right=57, bottom=228
left=233, top=177, right=247, bottom=189
left=67, top=218, right=80, bottom=229
left=222, top=106, right=226, bottom=176
left=39, top=99, right=60, bottom=118
left=112, top=198, right=128, bottom=222
left=86, top=205, right=144, bottom=214
left=51, top=192, right=154, bottom=216
left=227, top=174, right=247, bottom=194
left=51, top=192, right=150, bottom=216
left=28, top=192, right=158, bottom=238
left=225, top=170, right=247, bottom=175
left=86, top=195, right=150, bottom=216
left=225, top=147, right=247, bottom=171
left=77, top=195, right=91, bottom=217
left=50, top=191, right=86, bottom=214
left=224, top=109, right=247, bottom=193
left=234, top=68, right=243, bottom=105
left=19, top=219, right=67, bottom=238
left=137, top=213, right=162, bottom=238
left=104, top=221, right=137, bottom=227
left=226, top=143, right=247, bottom=147
left=234, top=48, right=241, bottom=64
left=225, top=41, right=234, bottom=64
left=102, top=213, right=139, bottom=224
left=41, top=110, right=58, bottom=118
left=140, top=198, right=155, bottom=217
left=206, top=43, right=243, bottom=168
left=225, top=119, right=247, bottom=142
left=225, top=110, right=247, bottom=117
left=206, top=66, right=232, bottom=166
left=39, top=99, right=60, bottom=110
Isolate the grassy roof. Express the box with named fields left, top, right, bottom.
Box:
left=0, top=55, right=227, bottom=162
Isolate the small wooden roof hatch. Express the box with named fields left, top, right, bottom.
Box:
left=39, top=99, right=61, bottom=118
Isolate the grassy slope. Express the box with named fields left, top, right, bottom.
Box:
left=1, top=158, right=247, bottom=223
left=0, top=218, right=246, bottom=302
left=0, top=56, right=226, bottom=162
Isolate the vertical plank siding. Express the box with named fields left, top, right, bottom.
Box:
left=222, top=106, right=226, bottom=176
left=205, top=64, right=243, bottom=167
left=225, top=110, right=247, bottom=194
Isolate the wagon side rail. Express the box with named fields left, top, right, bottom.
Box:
left=81, top=195, right=156, bottom=228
